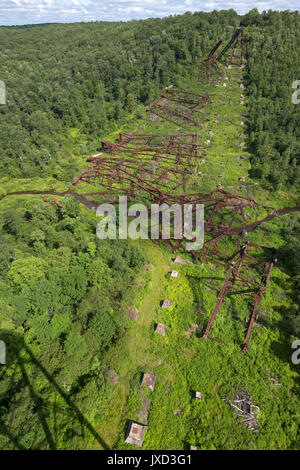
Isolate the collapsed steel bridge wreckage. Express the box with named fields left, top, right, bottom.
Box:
left=73, top=129, right=209, bottom=194
left=72, top=31, right=275, bottom=353
left=199, top=26, right=245, bottom=83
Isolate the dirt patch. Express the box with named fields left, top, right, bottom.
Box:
left=127, top=306, right=139, bottom=320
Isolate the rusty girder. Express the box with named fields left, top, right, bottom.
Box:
left=74, top=132, right=211, bottom=195
left=202, top=241, right=277, bottom=352
left=73, top=129, right=257, bottom=223
left=152, top=188, right=256, bottom=212
left=147, top=87, right=212, bottom=128
left=117, top=132, right=208, bottom=155
left=228, top=27, right=244, bottom=67
left=73, top=154, right=276, bottom=355
left=161, top=190, right=256, bottom=256
left=97, top=140, right=205, bottom=166
left=116, top=133, right=208, bottom=164
left=73, top=161, right=257, bottom=222
left=216, top=27, right=245, bottom=67
left=160, top=87, right=212, bottom=108
left=73, top=156, right=188, bottom=194
left=198, top=27, right=245, bottom=84
left=73, top=159, right=257, bottom=240
left=118, top=132, right=199, bottom=146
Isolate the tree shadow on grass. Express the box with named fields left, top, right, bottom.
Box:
left=0, top=330, right=110, bottom=450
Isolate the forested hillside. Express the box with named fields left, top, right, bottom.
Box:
left=0, top=10, right=239, bottom=180
left=244, top=10, right=300, bottom=188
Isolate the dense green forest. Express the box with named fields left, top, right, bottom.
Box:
left=0, top=195, right=146, bottom=448
left=244, top=10, right=300, bottom=188
left=0, top=10, right=299, bottom=188
left=0, top=9, right=299, bottom=450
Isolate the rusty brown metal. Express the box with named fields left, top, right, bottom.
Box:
left=199, top=40, right=224, bottom=84
left=71, top=61, right=279, bottom=357
left=202, top=241, right=277, bottom=352
left=73, top=130, right=215, bottom=199
left=146, top=87, right=212, bottom=128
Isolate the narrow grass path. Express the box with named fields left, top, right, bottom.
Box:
left=93, top=241, right=170, bottom=449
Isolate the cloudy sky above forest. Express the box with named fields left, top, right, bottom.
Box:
left=0, top=0, right=299, bottom=26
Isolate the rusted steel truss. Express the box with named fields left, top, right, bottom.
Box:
left=199, top=39, right=224, bottom=84
left=74, top=132, right=212, bottom=194
left=202, top=241, right=277, bottom=353
left=73, top=152, right=276, bottom=354
left=228, top=28, right=244, bottom=67
left=73, top=153, right=257, bottom=237
left=217, top=27, right=244, bottom=67
left=119, top=132, right=199, bottom=147
left=116, top=132, right=209, bottom=161
left=163, top=190, right=256, bottom=256
left=73, top=134, right=258, bottom=249
left=98, top=139, right=206, bottom=163
left=147, top=87, right=212, bottom=128
left=198, top=27, right=245, bottom=84
left=73, top=156, right=189, bottom=195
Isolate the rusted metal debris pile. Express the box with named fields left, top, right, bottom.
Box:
left=72, top=144, right=277, bottom=356
left=125, top=421, right=147, bottom=447
left=202, top=241, right=276, bottom=353
left=229, top=393, right=260, bottom=433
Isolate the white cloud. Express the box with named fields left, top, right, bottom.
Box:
left=0, top=0, right=299, bottom=26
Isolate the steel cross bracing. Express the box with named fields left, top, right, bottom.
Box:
left=72, top=55, right=277, bottom=353
left=217, top=26, right=245, bottom=67
left=160, top=189, right=257, bottom=256
left=73, top=132, right=211, bottom=195
left=198, top=39, right=224, bottom=84
left=98, top=140, right=206, bottom=164
left=201, top=241, right=277, bottom=353
left=199, top=27, right=245, bottom=84
left=146, top=87, right=212, bottom=128
left=73, top=157, right=190, bottom=195
left=118, top=132, right=203, bottom=149
left=73, top=159, right=259, bottom=252
left=227, top=29, right=244, bottom=67
left=73, top=154, right=276, bottom=355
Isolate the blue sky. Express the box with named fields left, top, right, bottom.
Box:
left=0, top=0, right=299, bottom=26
